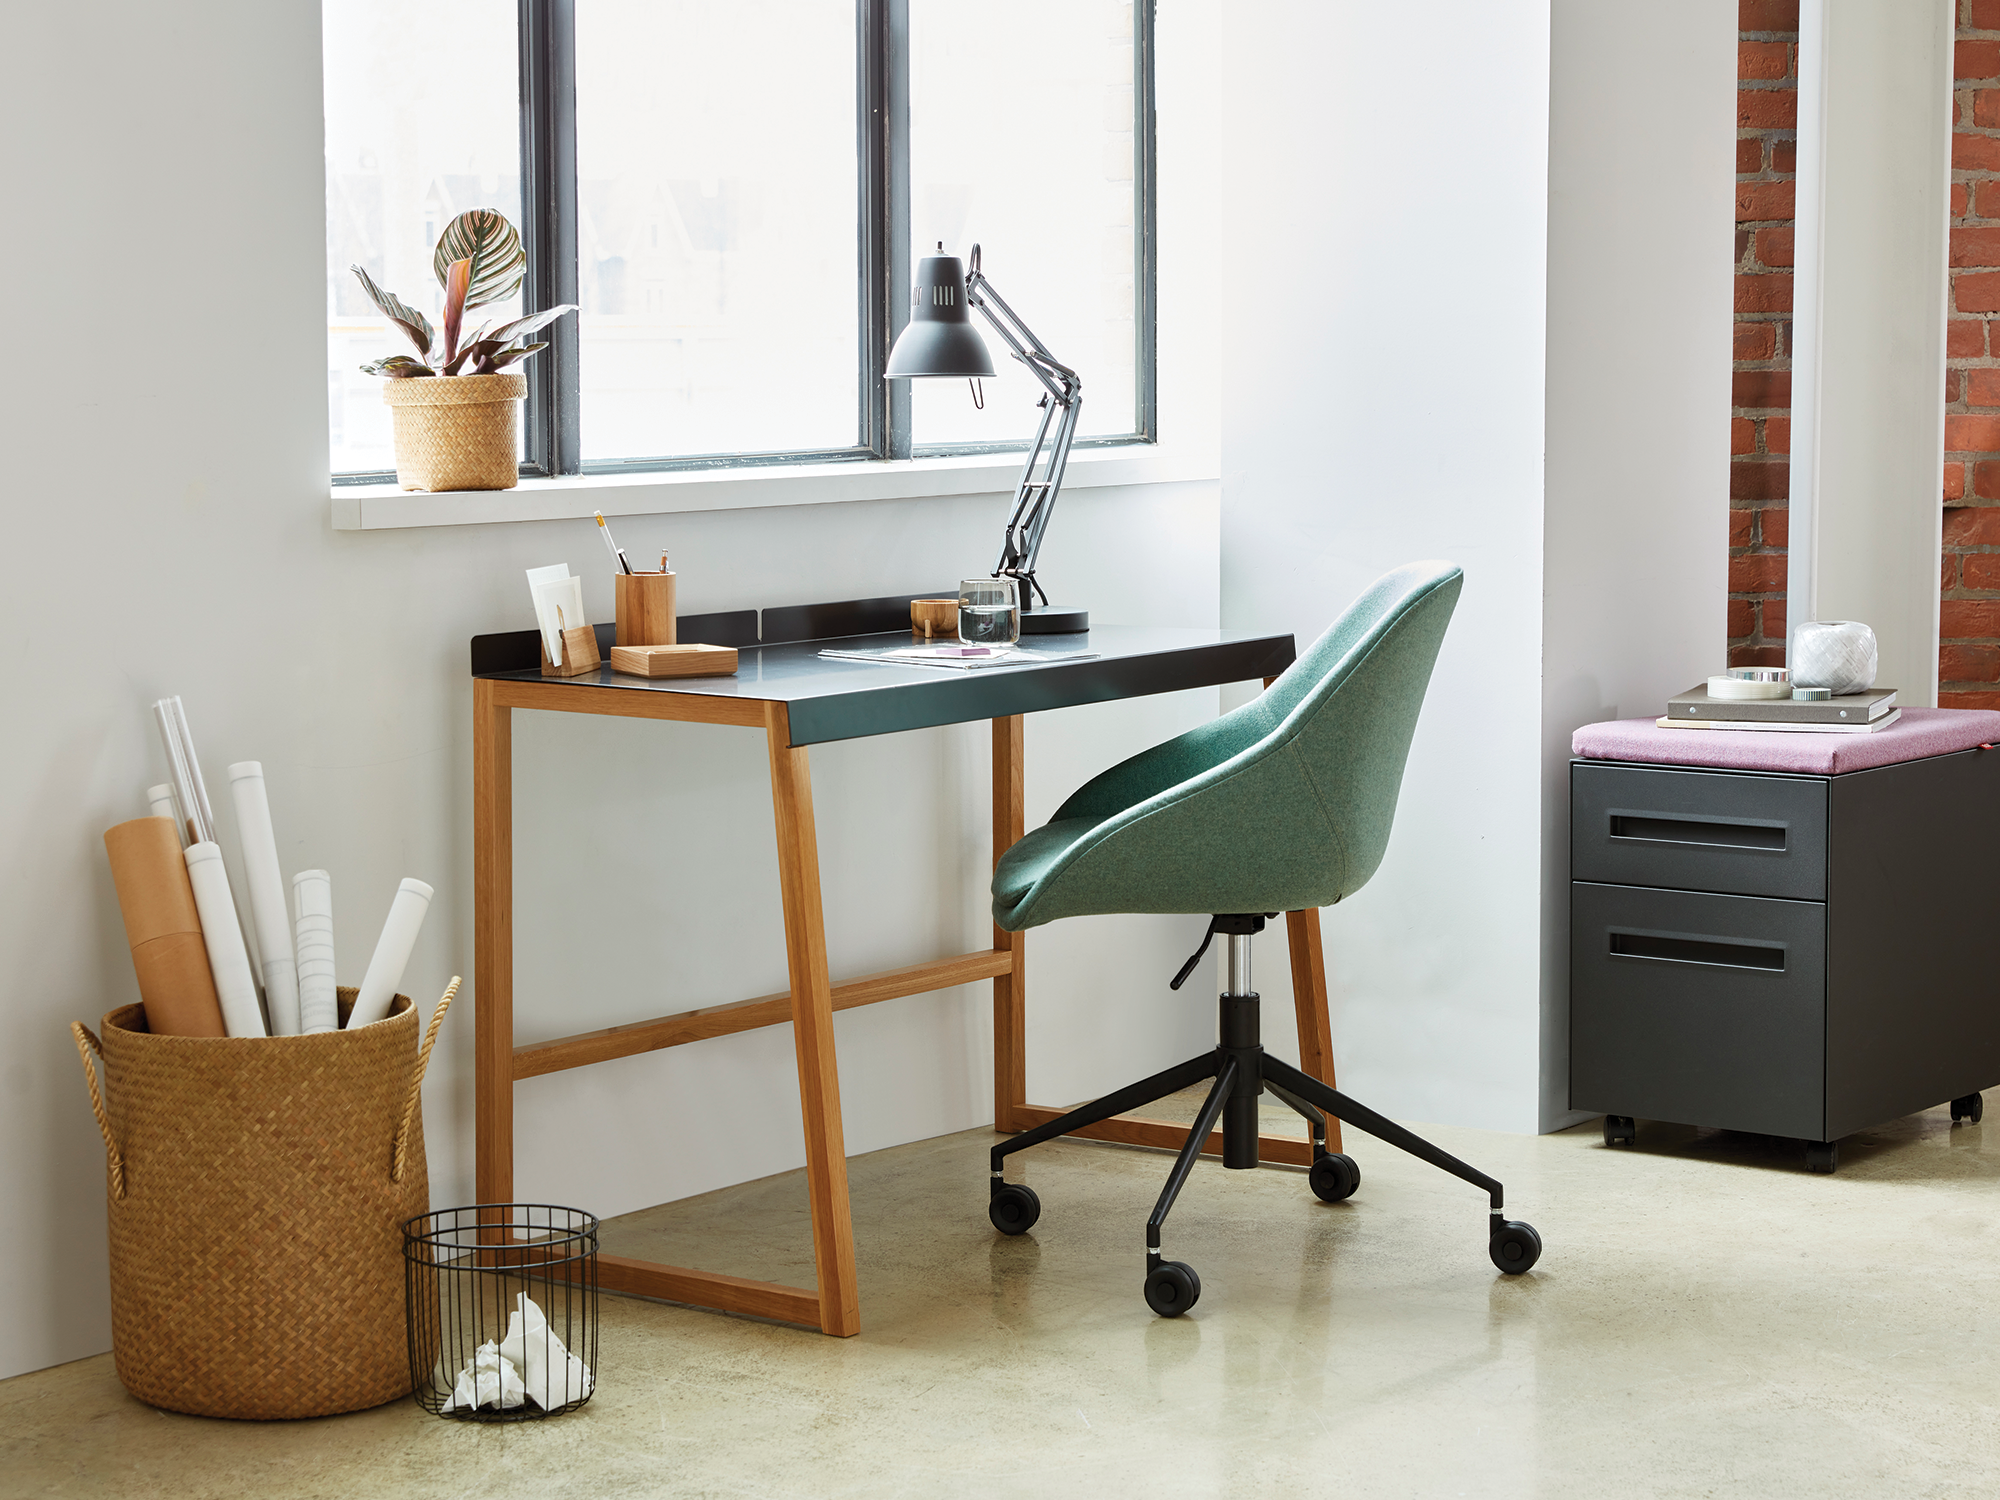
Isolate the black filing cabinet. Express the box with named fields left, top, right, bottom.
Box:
left=1568, top=749, right=2000, bottom=1170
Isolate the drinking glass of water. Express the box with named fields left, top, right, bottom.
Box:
left=958, top=577, right=1021, bottom=647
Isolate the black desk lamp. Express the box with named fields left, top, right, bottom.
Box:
left=885, top=244, right=1088, bottom=633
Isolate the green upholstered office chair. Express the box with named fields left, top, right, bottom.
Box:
left=986, top=559, right=1541, bottom=1316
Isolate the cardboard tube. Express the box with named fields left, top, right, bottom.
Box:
left=227, top=762, right=300, bottom=1036
left=349, top=877, right=432, bottom=1029
left=103, top=818, right=225, bottom=1037
left=183, top=842, right=267, bottom=1037
left=293, top=869, right=338, bottom=1035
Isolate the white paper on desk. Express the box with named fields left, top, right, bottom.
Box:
left=818, top=645, right=1101, bottom=671
left=525, top=564, right=575, bottom=665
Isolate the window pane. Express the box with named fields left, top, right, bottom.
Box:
left=574, top=1, right=859, bottom=461
left=909, top=0, right=1139, bottom=447
left=323, top=0, right=523, bottom=476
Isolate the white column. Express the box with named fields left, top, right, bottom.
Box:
left=1787, top=0, right=1953, bottom=703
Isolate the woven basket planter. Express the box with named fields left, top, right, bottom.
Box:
left=71, top=983, right=454, bottom=1420
left=382, top=373, right=525, bottom=492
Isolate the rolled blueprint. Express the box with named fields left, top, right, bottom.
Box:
left=293, top=869, right=339, bottom=1035
left=183, top=842, right=267, bottom=1037
left=146, top=784, right=181, bottom=832
left=348, top=877, right=433, bottom=1029
left=227, top=762, right=301, bottom=1036
left=103, top=818, right=226, bottom=1037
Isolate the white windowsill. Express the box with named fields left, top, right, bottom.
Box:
left=328, top=442, right=1219, bottom=531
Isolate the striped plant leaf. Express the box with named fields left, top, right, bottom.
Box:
left=479, top=305, right=578, bottom=346
left=482, top=341, right=549, bottom=373
left=432, top=209, right=526, bottom=309
left=360, top=355, right=436, bottom=378
left=351, top=264, right=433, bottom=359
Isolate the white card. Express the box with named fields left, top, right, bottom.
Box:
left=526, top=564, right=574, bottom=665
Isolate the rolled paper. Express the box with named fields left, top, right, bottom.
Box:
left=146, top=784, right=181, bottom=831
left=227, top=762, right=301, bottom=1036
left=103, top=818, right=226, bottom=1037
left=348, top=877, right=433, bottom=1029
left=293, top=869, right=339, bottom=1035
left=183, top=842, right=267, bottom=1037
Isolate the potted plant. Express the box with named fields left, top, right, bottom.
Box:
left=352, top=209, right=576, bottom=492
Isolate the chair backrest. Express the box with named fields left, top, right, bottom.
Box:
left=1015, top=560, right=1464, bottom=926
left=1245, top=559, right=1463, bottom=900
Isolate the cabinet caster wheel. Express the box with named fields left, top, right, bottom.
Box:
left=989, top=1182, right=1041, bottom=1235
left=1805, top=1141, right=1838, bottom=1174
left=1602, top=1115, right=1636, bottom=1147
left=1308, top=1153, right=1360, bottom=1203
left=1489, top=1220, right=1542, bottom=1274
left=1144, top=1260, right=1201, bottom=1317
left=1951, top=1093, right=1984, bottom=1123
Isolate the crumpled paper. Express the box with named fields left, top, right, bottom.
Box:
left=439, top=1292, right=593, bottom=1413
left=498, top=1291, right=595, bottom=1409
left=442, top=1340, right=526, bottom=1412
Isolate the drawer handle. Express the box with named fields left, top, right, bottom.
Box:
left=1609, top=813, right=1785, bottom=852
left=1609, top=931, right=1785, bottom=972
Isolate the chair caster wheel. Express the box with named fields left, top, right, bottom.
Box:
left=1489, top=1220, right=1542, bottom=1274
left=1144, top=1260, right=1201, bottom=1317
left=1805, top=1141, right=1838, bottom=1174
left=989, top=1182, right=1041, bottom=1235
left=1308, top=1152, right=1360, bottom=1203
left=1602, top=1115, right=1636, bottom=1147
left=1951, top=1093, right=1984, bottom=1123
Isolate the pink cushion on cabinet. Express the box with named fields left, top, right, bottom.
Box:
left=1571, top=707, right=2000, bottom=775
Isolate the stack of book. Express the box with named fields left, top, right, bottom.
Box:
left=1659, top=684, right=1899, bottom=734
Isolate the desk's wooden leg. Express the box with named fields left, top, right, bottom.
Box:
left=765, top=706, right=861, bottom=1337
left=1284, top=907, right=1342, bottom=1153
left=992, top=715, right=1027, bottom=1133
left=474, top=679, right=515, bottom=1208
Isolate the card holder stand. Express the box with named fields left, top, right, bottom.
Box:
left=541, top=625, right=601, bottom=679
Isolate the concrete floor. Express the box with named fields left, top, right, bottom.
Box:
left=5, top=1092, right=1999, bottom=1499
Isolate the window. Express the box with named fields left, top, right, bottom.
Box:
left=324, top=0, right=1156, bottom=482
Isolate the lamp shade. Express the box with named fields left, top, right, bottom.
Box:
left=884, top=250, right=995, bottom=379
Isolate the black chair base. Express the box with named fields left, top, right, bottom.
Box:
left=988, top=986, right=1543, bottom=1315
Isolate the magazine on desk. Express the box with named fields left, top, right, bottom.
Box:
left=817, top=643, right=1101, bottom=671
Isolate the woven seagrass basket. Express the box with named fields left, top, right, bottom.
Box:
left=71, top=981, right=455, bottom=1420
left=382, top=372, right=525, bottom=492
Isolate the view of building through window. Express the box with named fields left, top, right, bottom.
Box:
left=909, top=0, right=1139, bottom=447
left=573, top=0, right=859, bottom=461
left=323, top=0, right=1146, bottom=476
left=323, top=0, right=522, bottom=476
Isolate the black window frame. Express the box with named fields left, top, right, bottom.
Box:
left=334, top=0, right=1157, bottom=486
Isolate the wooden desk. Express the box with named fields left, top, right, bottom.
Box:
left=470, top=597, right=1338, bottom=1336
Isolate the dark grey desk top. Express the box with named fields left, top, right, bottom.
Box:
left=472, top=621, right=1295, bottom=746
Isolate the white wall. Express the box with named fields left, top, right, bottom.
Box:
left=1789, top=0, right=1951, bottom=703
left=0, top=0, right=1224, bottom=1378
left=1221, top=2, right=1735, bottom=1134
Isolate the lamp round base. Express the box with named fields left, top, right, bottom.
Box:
left=1021, top=605, right=1090, bottom=634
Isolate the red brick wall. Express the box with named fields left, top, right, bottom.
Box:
left=1947, top=1, right=2000, bottom=708
left=1730, top=0, right=1798, bottom=669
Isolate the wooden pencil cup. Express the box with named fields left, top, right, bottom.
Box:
left=541, top=625, right=601, bottom=678
left=615, top=572, right=677, bottom=646
left=911, top=598, right=958, bottom=640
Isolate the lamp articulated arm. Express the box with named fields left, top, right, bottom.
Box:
left=963, top=244, right=1082, bottom=611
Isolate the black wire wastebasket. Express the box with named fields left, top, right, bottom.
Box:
left=404, top=1204, right=599, bottom=1421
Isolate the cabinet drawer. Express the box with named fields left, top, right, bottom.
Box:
left=1570, top=882, right=1827, bottom=1139
left=1571, top=762, right=1826, bottom=900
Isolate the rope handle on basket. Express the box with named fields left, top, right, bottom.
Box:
left=393, top=977, right=459, bottom=1183
left=70, top=1023, right=126, bottom=1202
